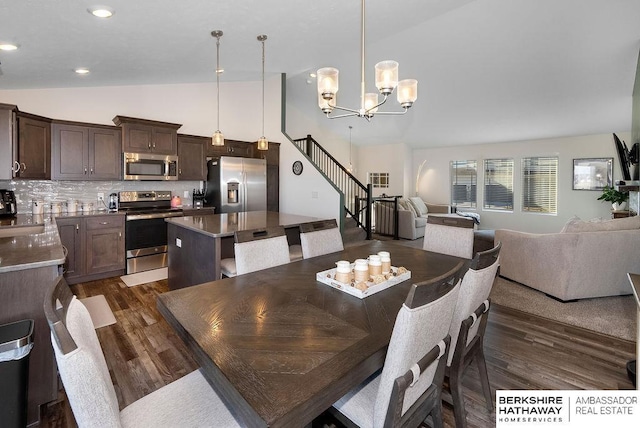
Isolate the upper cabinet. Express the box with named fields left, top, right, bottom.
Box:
left=16, top=112, right=52, bottom=179
left=206, top=139, right=254, bottom=158
left=253, top=142, right=280, bottom=166
left=52, top=121, right=122, bottom=180
left=177, top=134, right=207, bottom=181
left=113, top=115, right=181, bottom=155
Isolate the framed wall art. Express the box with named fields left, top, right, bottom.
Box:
left=572, top=158, right=613, bottom=190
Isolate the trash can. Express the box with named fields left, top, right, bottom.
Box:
left=0, top=319, right=34, bottom=428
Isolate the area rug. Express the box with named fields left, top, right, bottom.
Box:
left=78, top=295, right=116, bottom=329
left=120, top=267, right=168, bottom=287
left=490, top=276, right=636, bottom=341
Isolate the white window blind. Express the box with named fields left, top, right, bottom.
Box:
left=522, top=157, right=558, bottom=214
left=450, top=160, right=477, bottom=208
left=484, top=159, right=514, bottom=210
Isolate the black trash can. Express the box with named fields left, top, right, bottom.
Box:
left=0, top=319, right=34, bottom=428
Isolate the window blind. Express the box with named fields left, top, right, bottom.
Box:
left=484, top=159, right=514, bottom=210
left=522, top=157, right=558, bottom=214
left=450, top=160, right=477, bottom=208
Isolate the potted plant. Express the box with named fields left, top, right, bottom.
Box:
left=597, top=186, right=629, bottom=211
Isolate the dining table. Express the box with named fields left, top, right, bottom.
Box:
left=156, top=240, right=465, bottom=427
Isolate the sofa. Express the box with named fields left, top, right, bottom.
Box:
left=375, top=197, right=454, bottom=240
left=495, top=215, right=640, bottom=301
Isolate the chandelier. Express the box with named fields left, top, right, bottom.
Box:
left=316, top=0, right=417, bottom=121
left=211, top=30, right=224, bottom=146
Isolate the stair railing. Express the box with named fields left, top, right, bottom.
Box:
left=292, top=134, right=372, bottom=239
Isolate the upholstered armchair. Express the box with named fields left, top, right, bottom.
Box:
left=375, top=197, right=453, bottom=240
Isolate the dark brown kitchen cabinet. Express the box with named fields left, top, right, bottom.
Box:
left=113, top=115, right=181, bottom=155
left=267, top=164, right=279, bottom=212
left=52, top=121, right=121, bottom=180
left=56, top=214, right=125, bottom=284
left=177, top=134, right=207, bottom=180
left=254, top=141, right=280, bottom=165
left=16, top=112, right=51, bottom=179
left=206, top=139, right=254, bottom=158
left=55, top=217, right=84, bottom=281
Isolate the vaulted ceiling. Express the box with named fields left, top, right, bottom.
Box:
left=1, top=0, right=639, bottom=147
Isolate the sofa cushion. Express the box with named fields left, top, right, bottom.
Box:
left=409, top=197, right=429, bottom=216
left=561, top=215, right=640, bottom=233
left=402, top=199, right=418, bottom=217
left=414, top=217, right=427, bottom=228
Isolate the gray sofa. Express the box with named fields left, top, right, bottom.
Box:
left=495, top=215, right=640, bottom=301
left=375, top=197, right=453, bottom=240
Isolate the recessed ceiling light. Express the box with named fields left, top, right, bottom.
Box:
left=74, top=68, right=90, bottom=75
left=0, top=44, right=18, bottom=51
left=88, top=6, right=114, bottom=18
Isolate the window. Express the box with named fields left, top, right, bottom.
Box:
left=484, top=159, right=513, bottom=210
left=450, top=160, right=477, bottom=208
left=522, top=157, right=558, bottom=214
left=368, top=172, right=389, bottom=188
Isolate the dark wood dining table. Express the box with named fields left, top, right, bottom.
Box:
left=157, top=240, right=464, bottom=427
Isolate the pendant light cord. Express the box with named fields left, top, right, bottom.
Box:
left=216, top=36, right=221, bottom=131
left=261, top=37, right=265, bottom=137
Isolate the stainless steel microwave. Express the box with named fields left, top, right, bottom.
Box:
left=123, top=153, right=178, bottom=181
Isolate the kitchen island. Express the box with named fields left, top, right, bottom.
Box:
left=165, top=211, right=322, bottom=289
left=0, top=214, right=65, bottom=425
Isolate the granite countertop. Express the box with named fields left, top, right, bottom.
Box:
left=166, top=211, right=321, bottom=238
left=0, top=214, right=65, bottom=273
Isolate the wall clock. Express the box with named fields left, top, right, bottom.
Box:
left=292, top=160, right=303, bottom=175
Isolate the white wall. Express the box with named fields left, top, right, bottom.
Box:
left=0, top=76, right=342, bottom=220
left=352, top=142, right=412, bottom=198
left=413, top=132, right=631, bottom=233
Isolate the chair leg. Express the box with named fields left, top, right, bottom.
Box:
left=430, top=398, right=444, bottom=428
left=449, top=369, right=467, bottom=428
left=476, top=347, right=493, bottom=411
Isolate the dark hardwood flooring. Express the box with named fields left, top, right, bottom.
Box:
left=40, top=276, right=635, bottom=428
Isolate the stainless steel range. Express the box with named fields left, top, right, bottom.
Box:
left=119, top=190, right=183, bottom=274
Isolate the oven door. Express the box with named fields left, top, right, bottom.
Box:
left=125, top=215, right=176, bottom=274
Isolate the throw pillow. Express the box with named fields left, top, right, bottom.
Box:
left=409, top=197, right=429, bottom=216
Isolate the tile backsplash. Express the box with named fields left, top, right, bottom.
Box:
left=0, top=179, right=203, bottom=214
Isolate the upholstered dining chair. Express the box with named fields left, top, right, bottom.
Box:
left=298, top=219, right=344, bottom=259
left=422, top=220, right=475, bottom=259
left=331, top=261, right=466, bottom=428
left=43, top=276, right=241, bottom=428
left=444, top=242, right=501, bottom=428
left=220, top=226, right=290, bottom=277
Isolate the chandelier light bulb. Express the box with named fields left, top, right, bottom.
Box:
left=374, top=61, right=398, bottom=95
left=317, top=67, right=339, bottom=100
left=397, top=79, right=418, bottom=108
left=364, top=93, right=379, bottom=115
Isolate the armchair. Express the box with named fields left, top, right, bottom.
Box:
left=374, top=197, right=454, bottom=240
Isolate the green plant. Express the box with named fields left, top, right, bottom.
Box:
left=597, top=186, right=628, bottom=204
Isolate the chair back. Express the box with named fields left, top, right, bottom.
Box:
left=300, top=219, right=344, bottom=259
left=44, top=276, right=122, bottom=428
left=234, top=226, right=290, bottom=275
left=374, top=263, right=463, bottom=427
left=423, top=222, right=474, bottom=259
left=447, top=242, right=501, bottom=366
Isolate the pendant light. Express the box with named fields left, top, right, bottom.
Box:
left=256, top=34, right=268, bottom=151
left=211, top=30, right=224, bottom=146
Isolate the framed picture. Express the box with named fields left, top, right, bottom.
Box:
left=572, top=158, right=613, bottom=190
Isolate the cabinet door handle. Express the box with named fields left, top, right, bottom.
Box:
left=148, top=142, right=151, bottom=149
left=12, top=161, right=21, bottom=173
left=118, top=232, right=122, bottom=239
left=84, top=167, right=87, bottom=174
left=21, top=162, right=26, bottom=171
left=90, top=167, right=94, bottom=174
left=100, top=221, right=108, bottom=225
left=76, top=224, right=79, bottom=231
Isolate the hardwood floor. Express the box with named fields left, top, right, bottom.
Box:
left=40, top=276, right=635, bottom=428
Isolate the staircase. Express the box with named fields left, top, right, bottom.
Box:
left=292, top=134, right=371, bottom=243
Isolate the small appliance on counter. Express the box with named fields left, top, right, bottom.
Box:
left=0, top=190, right=17, bottom=217
left=108, top=193, right=119, bottom=212
left=192, top=189, right=206, bottom=208
left=32, top=199, right=44, bottom=215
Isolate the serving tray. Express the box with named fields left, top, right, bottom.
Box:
left=316, top=265, right=411, bottom=299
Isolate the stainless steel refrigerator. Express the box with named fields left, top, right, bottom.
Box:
left=204, top=157, right=267, bottom=213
